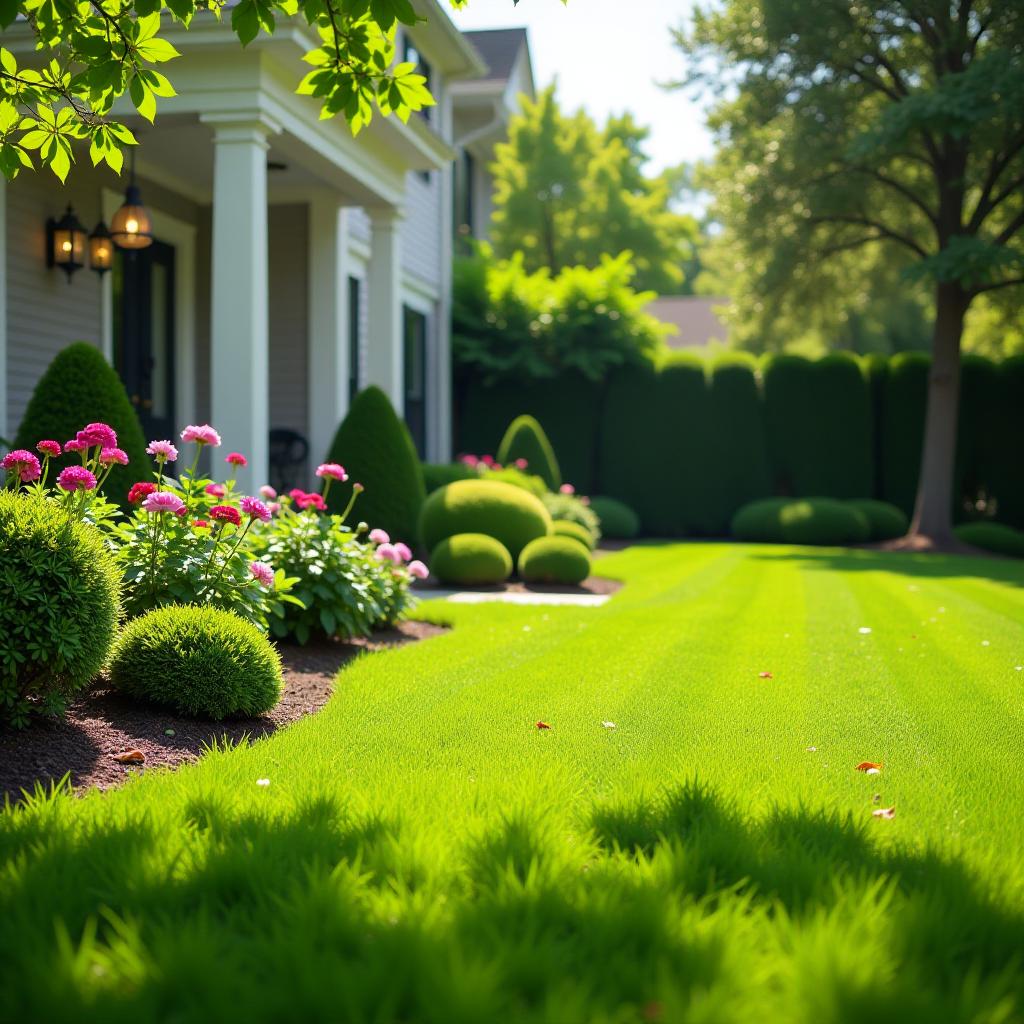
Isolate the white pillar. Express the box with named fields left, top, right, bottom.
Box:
left=0, top=176, right=6, bottom=441
left=365, top=206, right=403, bottom=410
left=434, top=90, right=454, bottom=462
left=307, top=194, right=348, bottom=466
left=204, top=114, right=275, bottom=491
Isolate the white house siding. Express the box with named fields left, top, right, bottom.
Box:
left=5, top=167, right=107, bottom=436
left=267, top=203, right=309, bottom=447
left=400, top=169, right=444, bottom=293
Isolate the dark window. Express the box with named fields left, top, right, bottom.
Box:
left=113, top=239, right=176, bottom=439
left=463, top=150, right=475, bottom=234
left=403, top=306, right=428, bottom=458
left=348, top=275, right=361, bottom=404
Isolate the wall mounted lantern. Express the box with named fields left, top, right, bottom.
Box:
left=110, top=153, right=153, bottom=250
left=46, top=205, right=87, bottom=281
left=88, top=221, right=114, bottom=275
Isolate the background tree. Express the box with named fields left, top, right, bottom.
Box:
left=490, top=85, right=697, bottom=293
left=675, top=0, right=1024, bottom=548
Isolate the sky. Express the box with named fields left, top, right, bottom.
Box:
left=448, top=0, right=715, bottom=177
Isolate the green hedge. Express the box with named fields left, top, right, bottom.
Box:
left=987, top=356, right=1024, bottom=529
left=878, top=352, right=930, bottom=517
left=955, top=521, right=1024, bottom=558
left=762, top=352, right=873, bottom=499
left=518, top=535, right=591, bottom=585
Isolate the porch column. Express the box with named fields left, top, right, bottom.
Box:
left=307, top=195, right=348, bottom=466
left=365, top=206, right=403, bottom=410
left=204, top=114, right=275, bottom=491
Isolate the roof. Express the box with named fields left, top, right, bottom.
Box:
left=462, top=28, right=529, bottom=81
left=647, top=296, right=731, bottom=349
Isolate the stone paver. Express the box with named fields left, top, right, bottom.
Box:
left=424, top=590, right=610, bottom=607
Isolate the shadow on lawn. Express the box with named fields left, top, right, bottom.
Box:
left=749, top=547, right=1024, bottom=587
left=0, top=781, right=1021, bottom=1021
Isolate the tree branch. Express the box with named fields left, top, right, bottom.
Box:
left=968, top=134, right=1024, bottom=232
left=811, top=213, right=930, bottom=259
left=995, top=207, right=1024, bottom=247
left=972, top=276, right=1024, bottom=296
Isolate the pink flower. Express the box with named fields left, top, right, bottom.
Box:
left=205, top=483, right=226, bottom=499
left=175, top=505, right=188, bottom=518
left=240, top=496, right=272, bottom=523
left=249, top=561, right=274, bottom=588
left=353, top=482, right=364, bottom=493
left=146, top=440, right=178, bottom=462
left=99, top=447, right=129, bottom=466
left=56, top=466, right=97, bottom=492
left=180, top=424, right=222, bottom=447
left=209, top=505, right=242, bottom=526
left=36, top=440, right=61, bottom=458
left=459, top=454, right=479, bottom=467
left=2, top=449, right=41, bottom=482
left=128, top=481, right=157, bottom=505
left=63, top=438, right=87, bottom=454
left=481, top=455, right=496, bottom=467
left=369, top=528, right=390, bottom=545
left=408, top=560, right=429, bottom=580
left=79, top=422, right=118, bottom=448
left=268, top=502, right=281, bottom=515
left=393, top=541, right=412, bottom=562
left=193, top=519, right=210, bottom=529
left=288, top=489, right=325, bottom=511
left=259, top=485, right=277, bottom=500
left=559, top=483, right=576, bottom=495
left=141, top=491, right=185, bottom=514
left=315, top=462, right=347, bottom=482
left=225, top=452, right=247, bottom=468
left=375, top=543, right=402, bottom=565
left=514, top=458, right=529, bottom=470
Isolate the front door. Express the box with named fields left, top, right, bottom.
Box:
left=403, top=305, right=427, bottom=458
left=113, top=240, right=176, bottom=439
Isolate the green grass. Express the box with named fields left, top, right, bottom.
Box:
left=3, top=543, right=1024, bottom=1023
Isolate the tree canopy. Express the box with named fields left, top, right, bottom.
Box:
left=489, top=85, right=697, bottom=294
left=674, top=0, right=1024, bottom=545
left=0, top=0, right=530, bottom=181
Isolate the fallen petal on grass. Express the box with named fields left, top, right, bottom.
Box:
left=872, top=807, right=896, bottom=819
left=535, top=721, right=551, bottom=730
left=856, top=761, right=883, bottom=772
left=859, top=627, right=872, bottom=634
left=601, top=721, right=616, bottom=729
left=112, top=749, right=145, bottom=764
left=256, top=778, right=270, bottom=787
left=758, top=671, right=773, bottom=679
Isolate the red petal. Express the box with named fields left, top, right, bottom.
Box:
left=758, top=671, right=773, bottom=679
left=535, top=721, right=551, bottom=730
left=855, top=761, right=883, bottom=772
left=113, top=749, right=146, bottom=764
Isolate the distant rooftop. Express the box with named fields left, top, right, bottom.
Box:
left=647, top=296, right=731, bottom=349
left=463, top=27, right=529, bottom=81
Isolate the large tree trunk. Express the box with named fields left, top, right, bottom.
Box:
left=903, top=281, right=970, bottom=549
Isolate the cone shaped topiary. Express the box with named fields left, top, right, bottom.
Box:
left=14, top=342, right=148, bottom=506
left=324, top=387, right=426, bottom=548
left=496, top=415, right=561, bottom=491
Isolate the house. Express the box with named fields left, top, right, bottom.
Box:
left=0, top=4, right=533, bottom=490
left=646, top=296, right=731, bottom=350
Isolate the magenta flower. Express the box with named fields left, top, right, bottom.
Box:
left=225, top=451, right=247, bottom=468
left=36, top=440, right=61, bottom=458
left=128, top=481, right=158, bottom=505
left=63, top=438, right=88, bottom=454
left=408, top=560, right=429, bottom=580
left=259, top=485, right=277, bottom=499
left=369, top=528, right=390, bottom=545
left=99, top=447, right=129, bottom=466
left=57, top=466, right=97, bottom=492
left=146, top=440, right=178, bottom=462
left=180, top=424, right=222, bottom=447
left=375, top=543, right=402, bottom=565
left=393, top=541, right=412, bottom=562
left=249, top=561, right=274, bottom=588
left=209, top=504, right=242, bottom=526
left=240, top=496, right=272, bottom=523
left=559, top=483, right=576, bottom=495
left=315, top=462, right=347, bottom=482
left=459, top=454, right=479, bottom=467
left=514, top=458, right=529, bottom=470
left=79, top=422, right=118, bottom=448
left=205, top=483, right=226, bottom=499
left=268, top=502, right=281, bottom=516
left=1, top=449, right=41, bottom=482
left=141, top=491, right=185, bottom=514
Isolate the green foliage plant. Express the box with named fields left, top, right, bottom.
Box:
left=0, top=492, right=121, bottom=728
left=429, top=533, right=513, bottom=587
left=588, top=496, right=640, bottom=540
left=541, top=491, right=600, bottom=544
left=496, top=415, right=561, bottom=491
left=518, top=535, right=591, bottom=585
left=847, top=500, right=909, bottom=542
left=954, top=522, right=1024, bottom=559
left=109, top=605, right=282, bottom=719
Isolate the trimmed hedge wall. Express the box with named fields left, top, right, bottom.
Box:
left=456, top=350, right=1022, bottom=538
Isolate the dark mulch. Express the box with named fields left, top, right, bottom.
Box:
left=415, top=575, right=622, bottom=597
left=0, top=620, right=445, bottom=805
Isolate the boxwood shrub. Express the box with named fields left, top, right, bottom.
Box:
left=0, top=493, right=122, bottom=728
left=430, top=533, right=513, bottom=586
left=541, top=492, right=600, bottom=543
left=423, top=462, right=477, bottom=494
left=847, top=499, right=909, bottom=542
left=588, top=496, right=640, bottom=539
left=14, top=342, right=147, bottom=506
left=419, top=479, right=551, bottom=560
left=109, top=605, right=283, bottom=719
left=732, top=497, right=870, bottom=546
left=497, top=415, right=561, bottom=491
left=879, top=352, right=930, bottom=517
left=518, top=536, right=591, bottom=585
left=986, top=356, right=1024, bottom=529
left=325, top=386, right=425, bottom=547
left=552, top=519, right=595, bottom=551
left=954, top=522, right=1024, bottom=558
left=730, top=498, right=789, bottom=543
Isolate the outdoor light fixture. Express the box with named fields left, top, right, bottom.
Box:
left=46, top=205, right=87, bottom=281
left=88, top=221, right=114, bottom=275
left=110, top=154, right=152, bottom=250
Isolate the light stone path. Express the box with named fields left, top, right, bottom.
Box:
left=423, top=590, right=611, bottom=607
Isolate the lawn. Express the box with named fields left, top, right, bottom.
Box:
left=2, top=542, right=1023, bottom=1023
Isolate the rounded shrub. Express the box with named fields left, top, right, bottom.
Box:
left=422, top=462, right=477, bottom=494
left=14, top=342, right=148, bottom=506
left=430, top=533, right=513, bottom=586
left=731, top=498, right=789, bottom=543
left=0, top=493, right=122, bottom=728
left=518, top=536, right=592, bottom=585
left=778, top=499, right=870, bottom=546
left=954, top=522, right=1024, bottom=559
left=541, top=491, right=601, bottom=543
left=552, top=519, right=595, bottom=550
left=109, top=605, right=283, bottom=719
left=325, top=387, right=426, bottom=547
left=419, top=479, right=552, bottom=560
left=496, top=415, right=562, bottom=491
left=589, top=496, right=640, bottom=539
left=847, top=499, right=909, bottom=542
